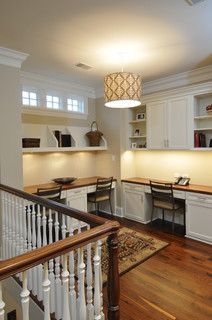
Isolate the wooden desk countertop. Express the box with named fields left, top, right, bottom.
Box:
left=121, top=177, right=212, bottom=195
left=24, top=176, right=115, bottom=194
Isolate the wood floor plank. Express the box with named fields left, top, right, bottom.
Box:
left=101, top=214, right=212, bottom=320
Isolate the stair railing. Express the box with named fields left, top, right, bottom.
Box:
left=0, top=183, right=120, bottom=320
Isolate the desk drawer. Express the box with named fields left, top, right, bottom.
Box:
left=173, top=190, right=186, bottom=199
left=67, top=187, right=87, bottom=197
left=123, top=183, right=144, bottom=193
left=186, top=192, right=212, bottom=203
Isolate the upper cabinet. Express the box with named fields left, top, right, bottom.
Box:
left=147, top=96, right=192, bottom=150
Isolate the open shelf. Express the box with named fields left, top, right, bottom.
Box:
left=194, top=128, right=212, bottom=131
left=128, top=105, right=147, bottom=149
left=22, top=146, right=107, bottom=153
left=129, top=119, right=146, bottom=124
left=22, top=124, right=107, bottom=153
left=129, top=135, right=146, bottom=139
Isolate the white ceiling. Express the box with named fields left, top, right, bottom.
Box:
left=0, top=0, right=212, bottom=89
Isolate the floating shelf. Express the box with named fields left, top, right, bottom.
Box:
left=129, top=148, right=147, bottom=151
left=191, top=148, right=212, bottom=151
left=22, top=146, right=107, bottom=153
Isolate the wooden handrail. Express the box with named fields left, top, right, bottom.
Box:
left=0, top=183, right=108, bottom=226
left=0, top=220, right=120, bottom=281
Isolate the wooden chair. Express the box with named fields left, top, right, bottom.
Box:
left=87, top=177, right=113, bottom=214
left=150, top=180, right=185, bottom=233
left=36, top=185, right=62, bottom=203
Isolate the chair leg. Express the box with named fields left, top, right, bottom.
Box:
left=109, top=198, right=113, bottom=215
left=151, top=206, right=154, bottom=223
left=97, top=202, right=100, bottom=214
left=162, top=209, right=165, bottom=223
left=172, top=210, right=175, bottom=234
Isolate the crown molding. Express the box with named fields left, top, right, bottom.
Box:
left=143, top=65, right=212, bottom=95
left=95, top=65, right=212, bottom=98
left=20, top=71, right=96, bottom=98
left=0, top=47, right=29, bottom=68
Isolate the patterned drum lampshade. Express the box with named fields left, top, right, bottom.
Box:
left=104, top=72, right=142, bottom=108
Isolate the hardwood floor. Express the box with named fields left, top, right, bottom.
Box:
left=101, top=214, right=212, bottom=320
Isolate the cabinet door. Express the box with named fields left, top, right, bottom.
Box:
left=167, top=97, right=191, bottom=149
left=123, top=189, right=145, bottom=223
left=147, top=101, right=167, bottom=149
left=186, top=200, right=212, bottom=244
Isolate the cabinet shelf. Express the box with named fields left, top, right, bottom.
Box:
left=194, top=115, right=212, bottom=120
left=129, top=119, right=146, bottom=124
left=129, top=135, right=146, bottom=139
left=194, top=128, right=212, bottom=131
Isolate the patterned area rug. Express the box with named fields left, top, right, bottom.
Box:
left=101, top=227, right=169, bottom=283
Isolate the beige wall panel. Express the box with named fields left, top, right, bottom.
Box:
left=135, top=150, right=212, bottom=185
left=23, top=152, right=97, bottom=186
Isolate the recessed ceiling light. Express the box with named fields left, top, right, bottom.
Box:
left=75, top=63, right=92, bottom=70
left=186, top=0, right=206, bottom=5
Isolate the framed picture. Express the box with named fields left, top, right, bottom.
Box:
left=136, top=112, right=145, bottom=120
left=131, top=142, right=137, bottom=149
left=134, top=129, right=140, bottom=136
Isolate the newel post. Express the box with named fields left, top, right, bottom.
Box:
left=107, top=232, right=120, bottom=320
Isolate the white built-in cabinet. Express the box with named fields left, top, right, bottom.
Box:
left=186, top=192, right=212, bottom=244
left=147, top=96, right=192, bottom=149
left=122, top=183, right=152, bottom=223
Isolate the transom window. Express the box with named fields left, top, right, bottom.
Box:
left=46, top=95, right=60, bottom=109
left=22, top=91, right=37, bottom=106
left=67, top=98, right=84, bottom=113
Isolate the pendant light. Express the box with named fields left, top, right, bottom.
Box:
left=104, top=71, right=142, bottom=108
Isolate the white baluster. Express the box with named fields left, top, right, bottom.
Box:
left=86, top=226, right=94, bottom=320
left=15, top=196, right=20, bottom=257
left=18, top=197, right=24, bottom=255
left=94, top=242, right=101, bottom=320
left=69, top=221, right=76, bottom=320
left=0, top=281, right=5, bottom=320
left=36, top=204, right=43, bottom=301
left=1, top=191, right=6, bottom=259
left=97, top=240, right=104, bottom=320
left=20, top=271, right=30, bottom=320
left=61, top=214, right=67, bottom=239
left=27, top=203, right=32, bottom=290
left=31, top=203, right=38, bottom=296
left=48, top=210, right=55, bottom=314
left=54, top=212, right=62, bottom=320
left=62, top=254, right=70, bottom=320
left=23, top=200, right=28, bottom=253
left=77, top=248, right=86, bottom=320
left=43, top=262, right=51, bottom=320
left=5, top=192, right=9, bottom=259
left=8, top=193, right=13, bottom=258
left=11, top=194, right=16, bottom=257
left=42, top=207, right=47, bottom=246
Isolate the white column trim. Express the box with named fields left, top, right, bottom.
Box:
left=0, top=47, right=29, bottom=68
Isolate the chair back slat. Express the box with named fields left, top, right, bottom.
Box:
left=96, top=177, right=113, bottom=193
left=150, top=181, right=174, bottom=203
left=36, top=186, right=62, bottom=202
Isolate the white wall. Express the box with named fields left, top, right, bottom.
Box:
left=0, top=64, right=23, bottom=188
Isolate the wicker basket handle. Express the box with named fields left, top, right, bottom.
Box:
left=91, top=121, right=99, bottom=131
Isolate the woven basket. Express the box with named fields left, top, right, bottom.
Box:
left=86, top=121, right=103, bottom=146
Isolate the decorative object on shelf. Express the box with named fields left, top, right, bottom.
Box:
left=22, top=138, right=40, bottom=148
left=104, top=72, right=141, bottom=108
left=61, top=134, right=71, bottom=147
left=131, top=142, right=137, bottom=148
left=54, top=130, right=62, bottom=147
left=53, top=177, right=76, bottom=184
left=194, top=132, right=200, bottom=148
left=138, top=143, right=146, bottom=148
left=206, top=104, right=212, bottom=113
left=209, top=139, right=212, bottom=147
left=86, top=121, right=103, bottom=146
left=136, top=112, right=145, bottom=120
left=134, top=129, right=140, bottom=136
left=199, top=132, right=206, bottom=147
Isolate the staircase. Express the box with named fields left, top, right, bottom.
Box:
left=0, top=184, right=120, bottom=320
